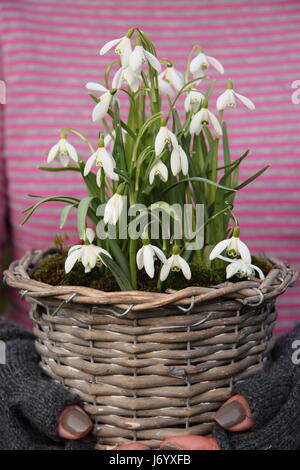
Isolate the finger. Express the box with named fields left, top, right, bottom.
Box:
left=160, top=435, right=220, bottom=450
left=214, top=394, right=254, bottom=432
left=114, top=443, right=150, bottom=450
left=57, top=405, right=93, bottom=440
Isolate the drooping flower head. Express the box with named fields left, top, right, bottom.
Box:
left=65, top=228, right=111, bottom=274
left=149, top=160, right=168, bottom=184
left=47, top=132, right=78, bottom=167
left=129, top=36, right=161, bottom=74
left=209, top=227, right=252, bottom=264
left=160, top=245, right=192, bottom=281
left=86, top=82, right=118, bottom=122
left=158, top=64, right=184, bottom=96
left=84, top=134, right=119, bottom=187
left=226, top=259, right=264, bottom=280
left=190, top=47, right=224, bottom=77
left=136, top=234, right=167, bottom=279
left=99, top=29, right=134, bottom=67
left=184, top=89, right=205, bottom=113
left=217, top=79, right=255, bottom=111
left=190, top=97, right=223, bottom=136
left=103, top=183, right=127, bottom=225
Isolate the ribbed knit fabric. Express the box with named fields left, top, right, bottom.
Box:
left=0, top=317, right=92, bottom=450
left=0, top=0, right=299, bottom=332
left=214, top=324, right=300, bottom=450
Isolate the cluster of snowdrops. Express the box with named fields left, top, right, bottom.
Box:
left=24, top=28, right=267, bottom=290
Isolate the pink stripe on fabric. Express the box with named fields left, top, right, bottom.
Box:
left=4, top=26, right=300, bottom=42
left=5, top=1, right=295, bottom=13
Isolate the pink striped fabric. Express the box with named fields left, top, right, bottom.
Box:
left=0, top=0, right=299, bottom=333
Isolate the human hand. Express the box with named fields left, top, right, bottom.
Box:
left=115, top=325, right=300, bottom=451
left=0, top=318, right=93, bottom=450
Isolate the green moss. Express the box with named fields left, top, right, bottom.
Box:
left=32, top=248, right=273, bottom=292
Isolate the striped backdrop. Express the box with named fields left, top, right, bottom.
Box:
left=0, top=0, right=299, bottom=332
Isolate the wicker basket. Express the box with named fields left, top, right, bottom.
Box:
left=4, top=248, right=298, bottom=449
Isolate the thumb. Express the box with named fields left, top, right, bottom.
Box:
left=57, top=405, right=93, bottom=440
left=214, top=394, right=254, bottom=431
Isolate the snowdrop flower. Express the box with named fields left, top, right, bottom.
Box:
left=226, top=259, right=264, bottom=280
left=190, top=48, right=224, bottom=76
left=155, top=120, right=178, bottom=156
left=209, top=228, right=252, bottom=264
left=104, top=184, right=126, bottom=225
left=47, top=135, right=78, bottom=167
left=149, top=160, right=168, bottom=184
left=190, top=99, right=222, bottom=136
left=84, top=136, right=119, bottom=187
left=65, top=228, right=111, bottom=274
left=158, top=65, right=184, bottom=92
left=158, top=75, right=175, bottom=98
left=99, top=32, right=133, bottom=67
left=129, top=37, right=161, bottom=74
left=136, top=236, right=167, bottom=278
left=171, top=144, right=188, bottom=176
left=160, top=245, right=191, bottom=281
left=86, top=82, right=117, bottom=122
left=217, top=80, right=255, bottom=111
left=112, top=66, right=140, bottom=92
left=184, top=89, right=205, bottom=113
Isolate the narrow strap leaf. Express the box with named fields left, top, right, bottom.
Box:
left=100, top=254, right=133, bottom=291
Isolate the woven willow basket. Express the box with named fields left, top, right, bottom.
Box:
left=4, top=248, right=298, bottom=449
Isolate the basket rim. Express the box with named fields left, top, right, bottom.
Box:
left=3, top=248, right=299, bottom=312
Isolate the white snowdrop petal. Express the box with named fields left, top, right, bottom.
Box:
left=207, top=55, right=224, bottom=74
left=143, top=245, right=155, bottom=278
left=190, top=54, right=203, bottom=74
left=207, top=110, right=223, bottom=136
left=129, top=46, right=144, bottom=72
left=152, top=246, right=167, bottom=264
left=65, top=249, right=81, bottom=273
left=155, top=127, right=167, bottom=155
left=144, top=50, right=161, bottom=73
left=170, top=147, right=181, bottom=176
left=47, top=142, right=60, bottom=163
left=179, top=147, right=189, bottom=175
left=160, top=262, right=171, bottom=282
left=178, top=256, right=192, bottom=280
left=100, top=37, right=123, bottom=55
left=216, top=90, right=231, bottom=111
left=92, top=93, right=112, bottom=122
left=65, top=142, right=78, bottom=163
left=86, top=82, right=108, bottom=93
left=237, top=239, right=252, bottom=264
left=84, top=153, right=97, bottom=176
left=234, top=92, right=256, bottom=110
left=136, top=248, right=144, bottom=270
left=209, top=239, right=231, bottom=260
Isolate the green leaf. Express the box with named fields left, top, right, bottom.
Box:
left=163, top=177, right=235, bottom=194
left=60, top=204, right=76, bottom=229
left=21, top=195, right=80, bottom=225
left=38, top=166, right=80, bottom=172
left=77, top=196, right=95, bottom=238
left=100, top=254, right=133, bottom=291
left=108, top=239, right=131, bottom=280
left=234, top=165, right=269, bottom=190
left=222, top=122, right=231, bottom=167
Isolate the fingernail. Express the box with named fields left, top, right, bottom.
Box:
left=160, top=444, right=179, bottom=450
left=214, top=400, right=246, bottom=429
left=60, top=407, right=93, bottom=437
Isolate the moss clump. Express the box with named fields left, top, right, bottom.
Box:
left=32, top=248, right=273, bottom=292
left=33, top=249, right=119, bottom=291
